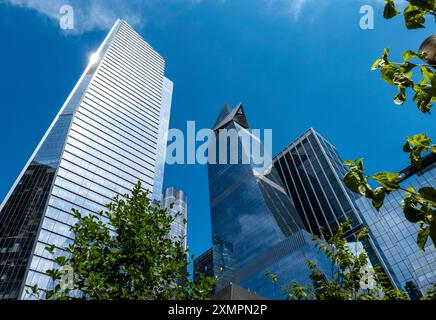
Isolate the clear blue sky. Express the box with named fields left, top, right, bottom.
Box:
left=0, top=0, right=434, bottom=260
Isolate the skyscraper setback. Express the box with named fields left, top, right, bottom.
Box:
left=0, top=20, right=173, bottom=299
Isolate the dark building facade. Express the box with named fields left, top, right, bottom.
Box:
left=207, top=105, right=332, bottom=299
left=213, top=283, right=266, bottom=300
left=273, top=128, right=398, bottom=288
left=194, top=248, right=215, bottom=281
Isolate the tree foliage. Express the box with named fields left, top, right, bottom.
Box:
left=383, top=0, right=436, bottom=29
left=371, top=48, right=435, bottom=113
left=343, top=0, right=436, bottom=250
left=343, top=157, right=436, bottom=250
left=28, top=182, right=216, bottom=300
left=423, top=283, right=436, bottom=300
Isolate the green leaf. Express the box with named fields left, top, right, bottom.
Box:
left=417, top=226, right=430, bottom=250
left=382, top=48, right=390, bottom=61
left=394, top=86, right=407, bottom=105
left=431, top=73, right=436, bottom=91
left=383, top=0, right=399, bottom=19
left=403, top=50, right=420, bottom=61
left=371, top=59, right=383, bottom=71
left=358, top=183, right=373, bottom=198
left=46, top=269, right=62, bottom=280
left=266, top=270, right=278, bottom=284
left=372, top=187, right=386, bottom=210
left=419, top=187, right=436, bottom=203
left=372, top=172, right=400, bottom=191
left=54, top=256, right=67, bottom=267
left=45, top=245, right=56, bottom=255
left=403, top=200, right=424, bottom=223
left=343, top=160, right=356, bottom=167
left=399, top=62, right=417, bottom=74
left=381, top=64, right=399, bottom=85
left=31, top=284, right=38, bottom=294
left=405, top=134, right=434, bottom=167
left=403, top=5, right=426, bottom=29
left=344, top=171, right=363, bottom=194
left=421, top=66, right=435, bottom=82
left=356, top=228, right=369, bottom=241
left=430, top=221, right=436, bottom=249
left=403, top=140, right=412, bottom=152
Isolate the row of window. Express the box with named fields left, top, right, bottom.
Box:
left=91, top=71, right=160, bottom=130
left=68, top=123, right=156, bottom=173
left=64, top=137, right=154, bottom=185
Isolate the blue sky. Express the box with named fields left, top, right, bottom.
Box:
left=0, top=0, right=434, bottom=260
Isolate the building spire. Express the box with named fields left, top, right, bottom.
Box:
left=213, top=103, right=248, bottom=131
left=213, top=103, right=232, bottom=128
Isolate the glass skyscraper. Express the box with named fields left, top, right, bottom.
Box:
left=0, top=19, right=173, bottom=299
left=273, top=128, right=398, bottom=288
left=162, top=187, right=187, bottom=249
left=356, top=153, right=436, bottom=295
left=207, top=105, right=332, bottom=299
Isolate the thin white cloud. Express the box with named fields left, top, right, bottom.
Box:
left=0, top=0, right=159, bottom=34
left=0, top=0, right=409, bottom=34
left=263, top=0, right=326, bottom=21
left=289, top=0, right=315, bottom=20
left=0, top=0, right=229, bottom=34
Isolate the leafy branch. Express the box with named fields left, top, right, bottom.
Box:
left=371, top=49, right=436, bottom=113
left=343, top=158, right=436, bottom=250
left=384, top=0, right=436, bottom=29
left=403, top=134, right=436, bottom=167
left=343, top=0, right=436, bottom=252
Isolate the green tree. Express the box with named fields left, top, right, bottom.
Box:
left=28, top=182, right=216, bottom=300
left=343, top=0, right=436, bottom=250
left=268, top=220, right=436, bottom=300
left=423, top=283, right=436, bottom=300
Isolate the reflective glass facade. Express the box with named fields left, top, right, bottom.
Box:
left=355, top=155, right=436, bottom=294
left=238, top=230, right=333, bottom=300
left=207, top=105, right=331, bottom=299
left=0, top=20, right=172, bottom=299
left=162, top=187, right=187, bottom=249
left=273, top=128, right=397, bottom=288
left=194, top=248, right=215, bottom=281
left=154, top=79, right=173, bottom=201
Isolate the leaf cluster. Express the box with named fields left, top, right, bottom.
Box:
left=372, top=49, right=436, bottom=113
left=28, top=182, right=216, bottom=300
left=384, top=0, right=436, bottom=29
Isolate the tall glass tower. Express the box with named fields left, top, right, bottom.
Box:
left=207, top=105, right=332, bottom=299
left=162, top=187, right=187, bottom=250
left=0, top=20, right=173, bottom=299
left=273, top=128, right=398, bottom=288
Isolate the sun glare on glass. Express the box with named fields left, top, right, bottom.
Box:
left=89, top=52, right=99, bottom=65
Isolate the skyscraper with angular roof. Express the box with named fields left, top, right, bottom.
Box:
left=207, top=104, right=332, bottom=299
